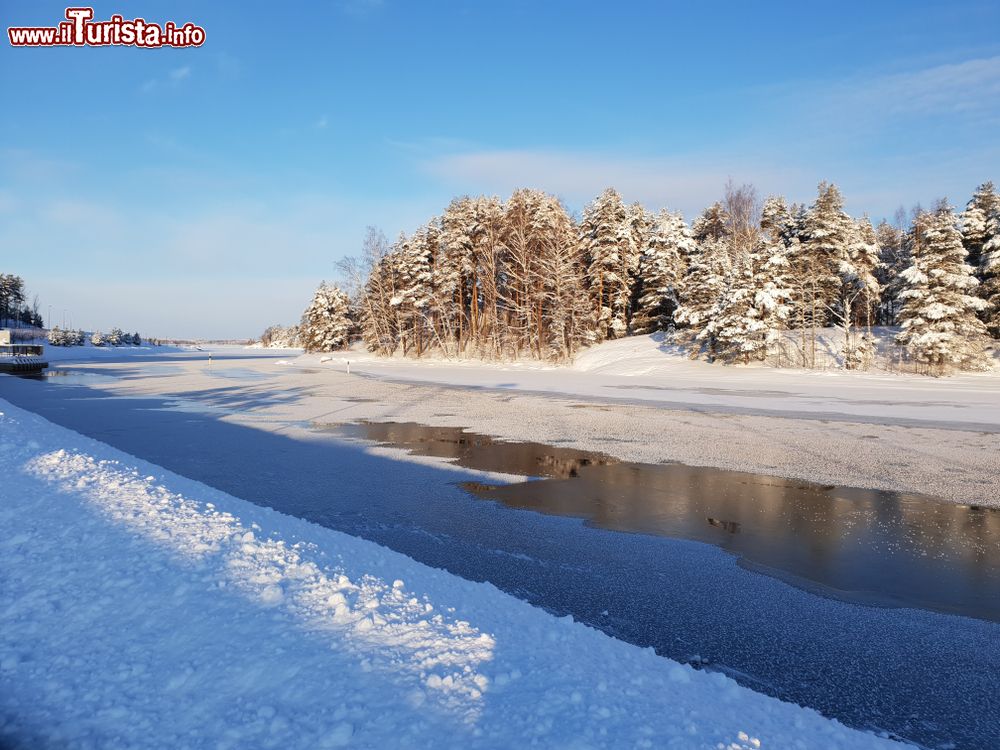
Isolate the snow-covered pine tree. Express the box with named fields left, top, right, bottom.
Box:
left=436, top=198, right=477, bottom=354
left=500, top=189, right=587, bottom=358
left=980, top=203, right=1000, bottom=337
left=623, top=202, right=652, bottom=331
left=834, top=218, right=882, bottom=369
left=895, top=206, right=990, bottom=374
left=675, top=204, right=731, bottom=356
left=301, top=283, right=352, bottom=352
left=632, top=210, right=693, bottom=334
left=107, top=327, right=123, bottom=346
left=959, top=182, right=1000, bottom=271
left=875, top=218, right=908, bottom=325
left=699, top=236, right=792, bottom=364
left=361, top=235, right=403, bottom=356
left=391, top=222, right=437, bottom=356
left=791, top=183, right=855, bottom=366
left=761, top=196, right=795, bottom=246
left=47, top=326, right=65, bottom=346
left=91, top=331, right=105, bottom=347
left=697, top=253, right=756, bottom=363
left=674, top=206, right=732, bottom=359
left=536, top=195, right=593, bottom=360
left=691, top=202, right=728, bottom=246
left=465, top=195, right=507, bottom=356
left=580, top=188, right=636, bottom=341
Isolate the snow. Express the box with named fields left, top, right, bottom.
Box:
left=0, top=398, right=904, bottom=749
left=294, top=330, right=1000, bottom=431
left=32, top=342, right=187, bottom=363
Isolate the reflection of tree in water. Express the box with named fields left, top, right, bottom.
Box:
left=342, top=421, right=1000, bottom=621
left=338, top=421, right=616, bottom=479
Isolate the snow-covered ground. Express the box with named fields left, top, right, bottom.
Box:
left=37, top=342, right=186, bottom=363
left=0, top=398, right=903, bottom=749
left=293, top=331, right=1000, bottom=432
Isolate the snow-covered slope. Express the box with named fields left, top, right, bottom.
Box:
left=0, top=398, right=903, bottom=749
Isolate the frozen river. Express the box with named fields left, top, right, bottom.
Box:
left=2, top=350, right=997, bottom=749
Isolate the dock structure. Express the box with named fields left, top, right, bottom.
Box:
left=0, top=340, right=48, bottom=376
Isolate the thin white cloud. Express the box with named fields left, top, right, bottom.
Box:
left=139, top=65, right=193, bottom=94
left=421, top=149, right=808, bottom=218
left=831, top=55, right=1000, bottom=119
left=169, top=65, right=192, bottom=83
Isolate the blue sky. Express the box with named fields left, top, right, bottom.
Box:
left=2, top=0, right=999, bottom=338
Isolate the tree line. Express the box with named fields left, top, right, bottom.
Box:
left=47, top=327, right=144, bottom=347
left=0, top=273, right=43, bottom=328
left=298, top=180, right=998, bottom=375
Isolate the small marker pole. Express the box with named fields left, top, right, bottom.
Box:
left=347, top=360, right=350, bottom=375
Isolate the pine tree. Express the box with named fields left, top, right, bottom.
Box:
left=47, top=326, right=65, bottom=346
left=362, top=239, right=403, bottom=356
left=755, top=236, right=795, bottom=353
left=579, top=188, right=636, bottom=341
left=832, top=217, right=882, bottom=369
left=108, top=327, right=124, bottom=346
left=391, top=223, right=437, bottom=356
left=875, top=218, right=908, bottom=324
left=980, top=205, right=1000, bottom=337
left=632, top=210, right=693, bottom=334
left=700, top=237, right=792, bottom=363
left=301, top=283, right=352, bottom=352
left=959, top=182, right=1000, bottom=271
left=536, top=196, right=593, bottom=360
left=436, top=198, right=476, bottom=354
left=761, top=196, right=796, bottom=246
left=91, top=331, right=105, bottom=347
left=674, top=203, right=730, bottom=344
left=466, top=196, right=507, bottom=356
left=896, top=206, right=990, bottom=373
left=788, top=183, right=855, bottom=366
left=674, top=238, right=731, bottom=358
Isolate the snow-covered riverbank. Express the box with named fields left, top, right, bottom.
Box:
left=0, top=398, right=903, bottom=749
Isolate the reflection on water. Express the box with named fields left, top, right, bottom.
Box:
left=341, top=421, right=1000, bottom=622
left=334, top=421, right=616, bottom=479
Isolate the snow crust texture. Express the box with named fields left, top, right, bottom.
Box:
left=0, top=399, right=903, bottom=749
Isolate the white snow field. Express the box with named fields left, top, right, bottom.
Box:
left=300, top=330, right=1000, bottom=431
left=0, top=399, right=903, bottom=750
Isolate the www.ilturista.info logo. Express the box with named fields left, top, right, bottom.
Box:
left=8, top=7, right=205, bottom=48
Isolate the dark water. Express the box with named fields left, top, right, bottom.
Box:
left=336, top=421, right=1000, bottom=622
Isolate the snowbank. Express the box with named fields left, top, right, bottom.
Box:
left=0, top=399, right=903, bottom=749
